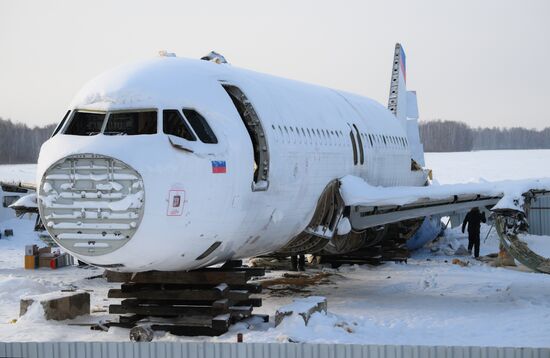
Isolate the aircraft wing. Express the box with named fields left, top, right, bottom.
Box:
left=1, top=181, right=38, bottom=216
left=0, top=181, right=36, bottom=193
left=339, top=175, right=550, bottom=230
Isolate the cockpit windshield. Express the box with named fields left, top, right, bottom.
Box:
left=64, top=111, right=106, bottom=136
left=104, top=111, right=157, bottom=135
left=64, top=110, right=157, bottom=136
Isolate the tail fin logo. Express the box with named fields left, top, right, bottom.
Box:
left=400, top=46, right=407, bottom=83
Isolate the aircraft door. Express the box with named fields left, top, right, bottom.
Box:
left=221, top=84, right=270, bottom=191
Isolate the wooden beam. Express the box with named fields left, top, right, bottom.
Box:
left=110, top=302, right=227, bottom=317
left=108, top=287, right=227, bottom=301
left=105, top=270, right=249, bottom=285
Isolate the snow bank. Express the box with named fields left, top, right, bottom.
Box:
left=0, top=277, right=51, bottom=302
left=16, top=302, right=46, bottom=324
left=340, top=175, right=550, bottom=212
left=0, top=164, right=37, bottom=185
left=425, top=150, right=550, bottom=184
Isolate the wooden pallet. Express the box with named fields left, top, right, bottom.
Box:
left=105, top=262, right=267, bottom=337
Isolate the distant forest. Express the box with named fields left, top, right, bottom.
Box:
left=0, top=118, right=56, bottom=164
left=419, top=120, right=550, bottom=152
left=0, top=117, right=549, bottom=164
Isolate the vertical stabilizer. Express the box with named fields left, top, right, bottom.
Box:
left=388, top=43, right=408, bottom=128
left=388, top=43, right=425, bottom=166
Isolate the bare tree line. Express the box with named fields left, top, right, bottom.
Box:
left=0, top=117, right=549, bottom=164
left=419, top=120, right=550, bottom=152
left=0, top=118, right=56, bottom=164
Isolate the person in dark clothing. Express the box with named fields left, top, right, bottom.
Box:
left=462, top=207, right=487, bottom=258
left=290, top=254, right=306, bottom=271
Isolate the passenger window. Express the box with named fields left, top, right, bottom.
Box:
left=64, top=111, right=106, bottom=136
left=163, top=110, right=195, bottom=141
left=183, top=109, right=218, bottom=144
left=51, top=110, right=70, bottom=137
left=105, top=111, right=157, bottom=135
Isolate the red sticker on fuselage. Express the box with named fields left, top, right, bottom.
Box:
left=167, top=190, right=185, bottom=216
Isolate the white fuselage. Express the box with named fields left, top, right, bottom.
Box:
left=37, top=57, right=427, bottom=272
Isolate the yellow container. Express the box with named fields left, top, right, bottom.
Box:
left=24, top=255, right=37, bottom=269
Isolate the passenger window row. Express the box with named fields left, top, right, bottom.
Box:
left=269, top=124, right=409, bottom=150
left=272, top=125, right=346, bottom=146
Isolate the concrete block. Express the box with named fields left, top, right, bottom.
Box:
left=275, top=296, right=327, bottom=326
left=20, top=291, right=90, bottom=321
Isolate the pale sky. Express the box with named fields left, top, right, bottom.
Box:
left=1, top=0, right=549, bottom=129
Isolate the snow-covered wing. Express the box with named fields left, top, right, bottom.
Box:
left=340, top=175, right=550, bottom=229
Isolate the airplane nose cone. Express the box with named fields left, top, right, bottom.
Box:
left=38, top=153, right=145, bottom=257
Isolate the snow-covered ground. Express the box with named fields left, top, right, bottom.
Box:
left=426, top=149, right=550, bottom=183
left=0, top=150, right=549, bottom=346
left=0, top=164, right=36, bottom=184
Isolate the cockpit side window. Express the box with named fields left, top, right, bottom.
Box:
left=104, top=111, right=157, bottom=135
left=182, top=109, right=218, bottom=144
left=64, top=111, right=106, bottom=136
left=51, top=110, right=70, bottom=137
left=163, top=110, right=196, bottom=141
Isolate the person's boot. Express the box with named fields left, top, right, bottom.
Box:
left=298, top=255, right=306, bottom=271
left=290, top=255, right=298, bottom=271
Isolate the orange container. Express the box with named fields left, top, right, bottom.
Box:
left=24, top=255, right=37, bottom=269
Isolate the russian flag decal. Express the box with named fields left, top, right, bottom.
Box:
left=211, top=160, right=227, bottom=174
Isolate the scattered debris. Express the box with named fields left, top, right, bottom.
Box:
left=275, top=296, right=327, bottom=327
left=261, top=272, right=332, bottom=288
left=249, top=257, right=292, bottom=270
left=335, top=321, right=356, bottom=333
left=85, top=274, right=104, bottom=280
left=129, top=325, right=155, bottom=342
left=493, top=247, right=517, bottom=267
left=452, top=258, right=470, bottom=267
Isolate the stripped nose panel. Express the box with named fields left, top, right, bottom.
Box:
left=39, top=154, right=145, bottom=256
